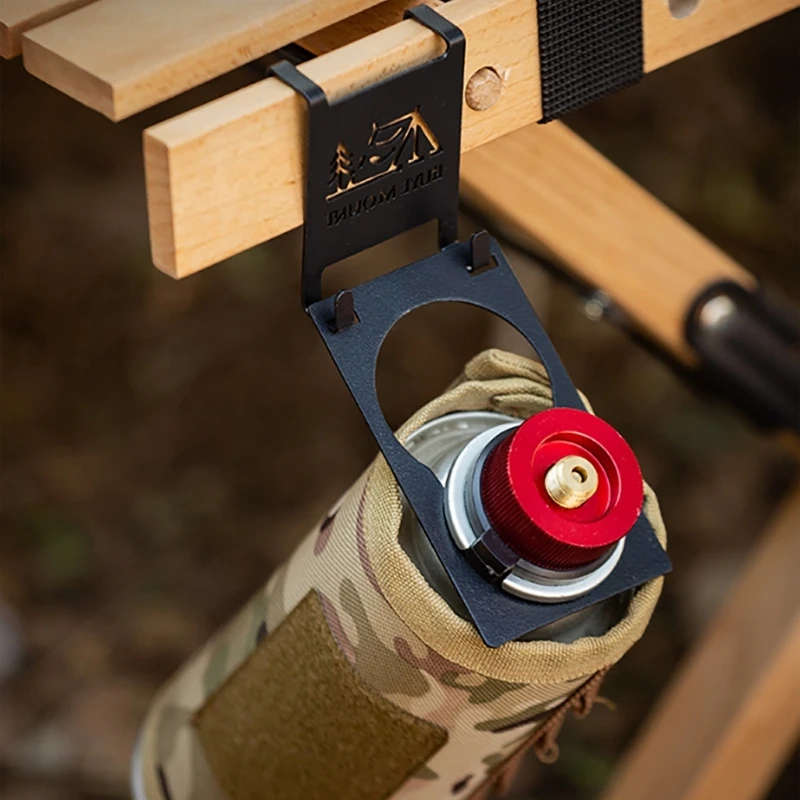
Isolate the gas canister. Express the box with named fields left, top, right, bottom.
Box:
left=132, top=349, right=668, bottom=800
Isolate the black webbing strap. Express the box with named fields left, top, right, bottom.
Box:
left=537, top=0, right=643, bottom=122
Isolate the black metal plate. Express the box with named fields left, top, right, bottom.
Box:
left=308, top=238, right=672, bottom=647
left=272, top=6, right=465, bottom=308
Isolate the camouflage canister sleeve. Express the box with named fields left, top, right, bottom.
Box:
left=132, top=350, right=667, bottom=800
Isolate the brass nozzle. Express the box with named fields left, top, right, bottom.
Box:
left=544, top=455, right=599, bottom=509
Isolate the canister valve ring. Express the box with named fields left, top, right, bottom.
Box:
left=443, top=408, right=645, bottom=603
left=480, top=407, right=644, bottom=571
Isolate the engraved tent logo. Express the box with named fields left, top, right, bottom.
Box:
left=327, top=106, right=441, bottom=199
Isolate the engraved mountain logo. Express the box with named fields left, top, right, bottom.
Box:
left=327, top=106, right=441, bottom=199
left=324, top=106, right=444, bottom=227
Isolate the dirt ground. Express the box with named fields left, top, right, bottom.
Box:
left=1, top=11, right=798, bottom=800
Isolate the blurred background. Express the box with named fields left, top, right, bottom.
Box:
left=1, top=11, right=798, bottom=800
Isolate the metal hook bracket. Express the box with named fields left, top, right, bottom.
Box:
left=272, top=8, right=670, bottom=646
left=272, top=5, right=465, bottom=309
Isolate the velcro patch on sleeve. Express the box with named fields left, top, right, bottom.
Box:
left=194, top=591, right=447, bottom=800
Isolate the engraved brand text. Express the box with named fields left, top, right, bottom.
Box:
left=326, top=164, right=443, bottom=228
left=324, top=106, right=443, bottom=227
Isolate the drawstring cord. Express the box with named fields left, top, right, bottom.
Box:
left=468, top=667, right=612, bottom=800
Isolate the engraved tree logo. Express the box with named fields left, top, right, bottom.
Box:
left=328, top=142, right=356, bottom=197
left=326, top=107, right=440, bottom=199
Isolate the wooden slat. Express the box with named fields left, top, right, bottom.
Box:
left=460, top=122, right=756, bottom=361
left=642, top=0, right=798, bottom=71
left=142, top=0, right=796, bottom=280
left=20, top=0, right=799, bottom=118
left=602, top=485, right=800, bottom=800
left=302, top=0, right=800, bottom=66
left=298, top=0, right=423, bottom=54
left=20, top=0, right=390, bottom=120
left=144, top=0, right=540, bottom=278
left=0, top=0, right=96, bottom=59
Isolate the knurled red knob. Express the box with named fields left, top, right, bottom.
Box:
left=479, top=408, right=644, bottom=571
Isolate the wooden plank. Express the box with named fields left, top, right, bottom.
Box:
left=21, top=0, right=799, bottom=119
left=20, top=0, right=390, bottom=120
left=143, top=0, right=796, bottom=280
left=643, top=0, right=799, bottom=72
left=460, top=122, right=756, bottom=361
left=298, top=0, right=423, bottom=54
left=144, top=0, right=540, bottom=277
left=601, top=486, right=800, bottom=800
left=302, top=0, right=800, bottom=66
left=0, top=0, right=96, bottom=59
